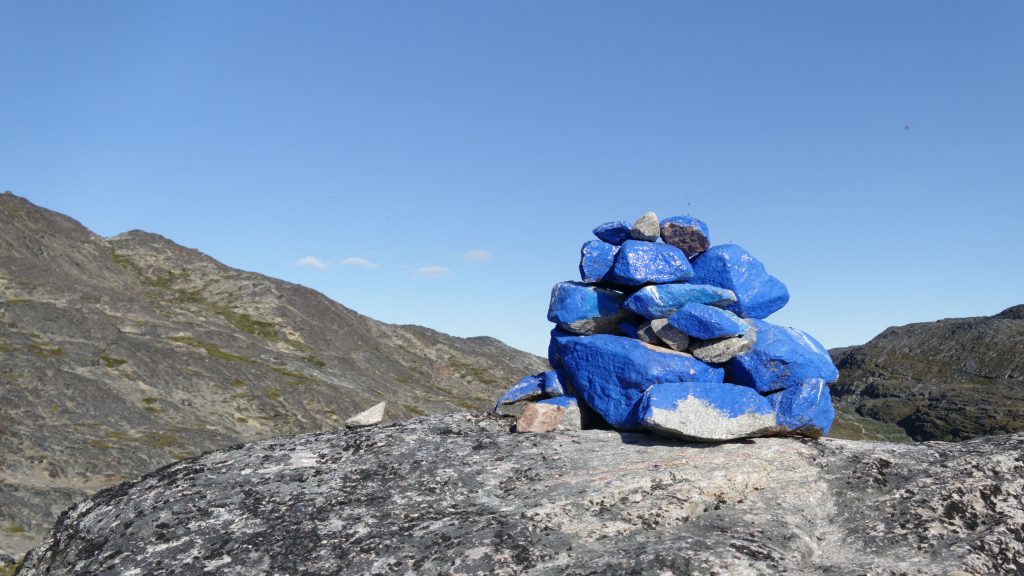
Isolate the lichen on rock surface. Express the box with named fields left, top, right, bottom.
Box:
left=17, top=413, right=1024, bottom=575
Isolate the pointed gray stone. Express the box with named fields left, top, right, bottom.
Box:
left=650, top=318, right=690, bottom=352
left=630, top=211, right=660, bottom=241
left=345, top=402, right=386, bottom=428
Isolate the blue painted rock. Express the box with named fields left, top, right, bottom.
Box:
left=608, top=240, right=693, bottom=286
left=630, top=211, right=661, bottom=241
left=649, top=318, right=690, bottom=351
left=541, top=369, right=572, bottom=397
left=660, top=215, right=711, bottom=258
left=592, top=221, right=633, bottom=245
left=725, top=319, right=839, bottom=394
left=547, top=281, right=630, bottom=335
left=668, top=303, right=748, bottom=340
left=765, top=379, right=835, bottom=437
left=689, top=244, right=789, bottom=319
left=637, top=382, right=779, bottom=441
left=617, top=320, right=640, bottom=339
left=494, top=373, right=544, bottom=412
left=623, top=283, right=737, bottom=320
left=579, top=240, right=619, bottom=283
left=552, top=332, right=724, bottom=428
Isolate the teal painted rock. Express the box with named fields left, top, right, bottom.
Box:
left=668, top=303, right=748, bottom=340
left=623, top=283, right=737, bottom=320
left=690, top=244, right=789, bottom=319
left=637, top=381, right=779, bottom=441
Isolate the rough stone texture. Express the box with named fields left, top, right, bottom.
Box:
left=766, top=380, right=835, bottom=437
left=635, top=321, right=662, bottom=345
left=18, top=412, right=1024, bottom=576
left=0, top=193, right=549, bottom=560
left=649, top=318, right=690, bottom=351
left=668, top=302, right=748, bottom=340
left=690, top=330, right=757, bottom=364
left=515, top=402, right=567, bottom=433
left=727, top=319, right=839, bottom=394
left=630, top=211, right=660, bottom=241
left=623, top=283, right=736, bottom=320
left=659, top=215, right=711, bottom=258
left=494, top=374, right=545, bottom=410
left=690, top=244, right=790, bottom=319
left=344, top=402, right=386, bottom=428
left=591, top=221, right=632, bottom=245
left=830, top=305, right=1024, bottom=441
left=608, top=240, right=693, bottom=286
left=638, top=382, right=779, bottom=441
left=578, top=240, right=619, bottom=283
left=551, top=332, right=723, bottom=428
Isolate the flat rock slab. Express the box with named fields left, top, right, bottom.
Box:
left=20, top=413, right=1024, bottom=576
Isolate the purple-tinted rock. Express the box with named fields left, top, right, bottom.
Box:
left=592, top=221, right=633, bottom=245
left=689, top=244, right=789, bottom=319
left=660, top=215, right=710, bottom=258
left=608, top=240, right=693, bottom=286
left=579, top=240, right=619, bottom=283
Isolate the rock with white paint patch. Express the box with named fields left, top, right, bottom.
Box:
left=638, top=382, right=779, bottom=441
left=726, top=319, right=839, bottom=394
left=345, top=402, right=386, bottom=428
left=630, top=211, right=661, bottom=241
left=551, top=332, right=723, bottom=429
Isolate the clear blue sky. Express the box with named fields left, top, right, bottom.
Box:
left=2, top=1, right=1022, bottom=356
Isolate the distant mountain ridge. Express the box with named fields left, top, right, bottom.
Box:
left=830, top=306, right=1024, bottom=441
left=0, top=192, right=547, bottom=560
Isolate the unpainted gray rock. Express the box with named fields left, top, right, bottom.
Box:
left=345, top=402, right=386, bottom=428
left=690, top=329, right=757, bottom=363
left=649, top=318, right=690, bottom=351
left=630, top=211, right=660, bottom=241
left=18, top=413, right=1024, bottom=576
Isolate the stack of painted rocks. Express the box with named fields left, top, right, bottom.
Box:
left=495, top=212, right=839, bottom=441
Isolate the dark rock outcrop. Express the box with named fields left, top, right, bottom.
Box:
left=831, top=307, right=1024, bottom=441
left=0, top=193, right=547, bottom=559
left=18, top=412, right=1024, bottom=575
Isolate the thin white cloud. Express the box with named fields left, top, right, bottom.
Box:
left=295, top=256, right=328, bottom=270
left=340, top=256, right=380, bottom=269
left=462, top=249, right=493, bottom=263
left=416, top=266, right=451, bottom=278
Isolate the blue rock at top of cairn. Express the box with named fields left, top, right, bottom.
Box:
left=592, top=221, right=633, bottom=245
left=497, top=211, right=839, bottom=442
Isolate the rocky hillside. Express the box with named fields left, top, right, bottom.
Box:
left=0, top=193, right=547, bottom=561
left=831, top=306, right=1024, bottom=441
left=17, top=412, right=1024, bottom=575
